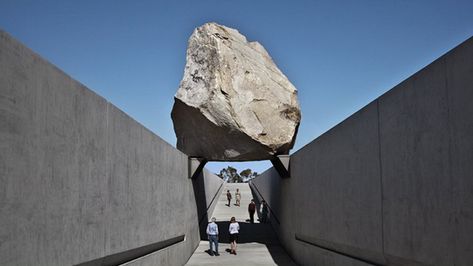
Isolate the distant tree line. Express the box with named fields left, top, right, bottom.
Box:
left=216, top=166, right=258, bottom=183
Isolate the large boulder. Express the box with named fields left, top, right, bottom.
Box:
left=171, top=22, right=301, bottom=161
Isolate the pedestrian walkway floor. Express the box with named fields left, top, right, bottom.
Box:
left=185, top=183, right=297, bottom=266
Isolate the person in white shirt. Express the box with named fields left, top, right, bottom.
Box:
left=228, top=216, right=240, bottom=255
left=206, top=217, right=219, bottom=256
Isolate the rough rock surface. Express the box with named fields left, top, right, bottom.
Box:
left=171, top=22, right=301, bottom=161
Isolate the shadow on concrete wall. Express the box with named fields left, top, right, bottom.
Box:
left=192, top=170, right=225, bottom=240
left=192, top=171, right=210, bottom=240
left=249, top=181, right=281, bottom=225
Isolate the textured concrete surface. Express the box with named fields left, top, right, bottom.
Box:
left=379, top=36, right=473, bottom=265
left=293, top=102, right=382, bottom=262
left=0, top=30, right=223, bottom=266
left=186, top=183, right=297, bottom=266
left=445, top=38, right=473, bottom=265
left=251, top=36, right=473, bottom=266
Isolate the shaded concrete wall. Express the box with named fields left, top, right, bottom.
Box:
left=200, top=169, right=225, bottom=223
left=0, top=30, right=222, bottom=266
left=251, top=36, right=473, bottom=266
left=192, top=168, right=225, bottom=239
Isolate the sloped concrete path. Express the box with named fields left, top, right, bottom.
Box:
left=186, top=183, right=297, bottom=265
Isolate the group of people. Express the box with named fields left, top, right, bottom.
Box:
left=227, top=189, right=268, bottom=224
left=206, top=188, right=269, bottom=256
left=226, top=188, right=241, bottom=206
left=206, top=216, right=240, bottom=256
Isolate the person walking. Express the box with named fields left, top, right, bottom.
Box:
left=260, top=200, right=268, bottom=223
left=206, top=217, right=219, bottom=256
left=229, top=216, right=240, bottom=255
left=248, top=199, right=256, bottom=223
left=226, top=190, right=232, bottom=207
left=235, top=188, right=241, bottom=206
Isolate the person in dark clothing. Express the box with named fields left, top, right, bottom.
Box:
left=260, top=200, right=268, bottom=223
left=226, top=190, right=232, bottom=207
left=248, top=199, right=256, bottom=223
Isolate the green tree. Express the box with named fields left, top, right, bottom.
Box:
left=243, top=170, right=258, bottom=182
left=217, top=166, right=259, bottom=183
left=240, top=169, right=252, bottom=178
left=217, top=166, right=242, bottom=183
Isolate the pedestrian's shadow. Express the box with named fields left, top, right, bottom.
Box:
left=211, top=221, right=278, bottom=244
left=198, top=184, right=296, bottom=264
left=201, top=220, right=295, bottom=264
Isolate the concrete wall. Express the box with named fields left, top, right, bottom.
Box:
left=0, top=30, right=222, bottom=266
left=251, top=36, right=473, bottom=266
left=192, top=168, right=225, bottom=238
left=200, top=169, right=225, bottom=223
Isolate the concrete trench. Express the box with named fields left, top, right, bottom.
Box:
left=1, top=29, right=473, bottom=266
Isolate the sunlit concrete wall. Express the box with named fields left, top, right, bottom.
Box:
left=0, top=30, right=221, bottom=266
left=251, top=36, right=473, bottom=266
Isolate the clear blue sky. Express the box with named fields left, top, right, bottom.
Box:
left=1, top=0, right=472, bottom=174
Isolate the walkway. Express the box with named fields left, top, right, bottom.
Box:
left=186, top=183, right=297, bottom=265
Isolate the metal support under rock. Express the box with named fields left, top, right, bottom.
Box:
left=270, top=155, right=290, bottom=178
left=188, top=157, right=207, bottom=179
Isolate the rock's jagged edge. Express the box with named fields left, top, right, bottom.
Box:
left=172, top=98, right=294, bottom=161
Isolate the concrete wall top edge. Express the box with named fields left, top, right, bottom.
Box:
left=291, top=101, right=378, bottom=159
left=258, top=165, right=276, bottom=177
left=377, top=35, right=473, bottom=106
left=0, top=29, right=105, bottom=103
left=106, top=103, right=182, bottom=155
left=0, top=29, right=179, bottom=153
left=292, top=35, right=473, bottom=159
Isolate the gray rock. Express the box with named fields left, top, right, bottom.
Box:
left=171, top=22, right=301, bottom=161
